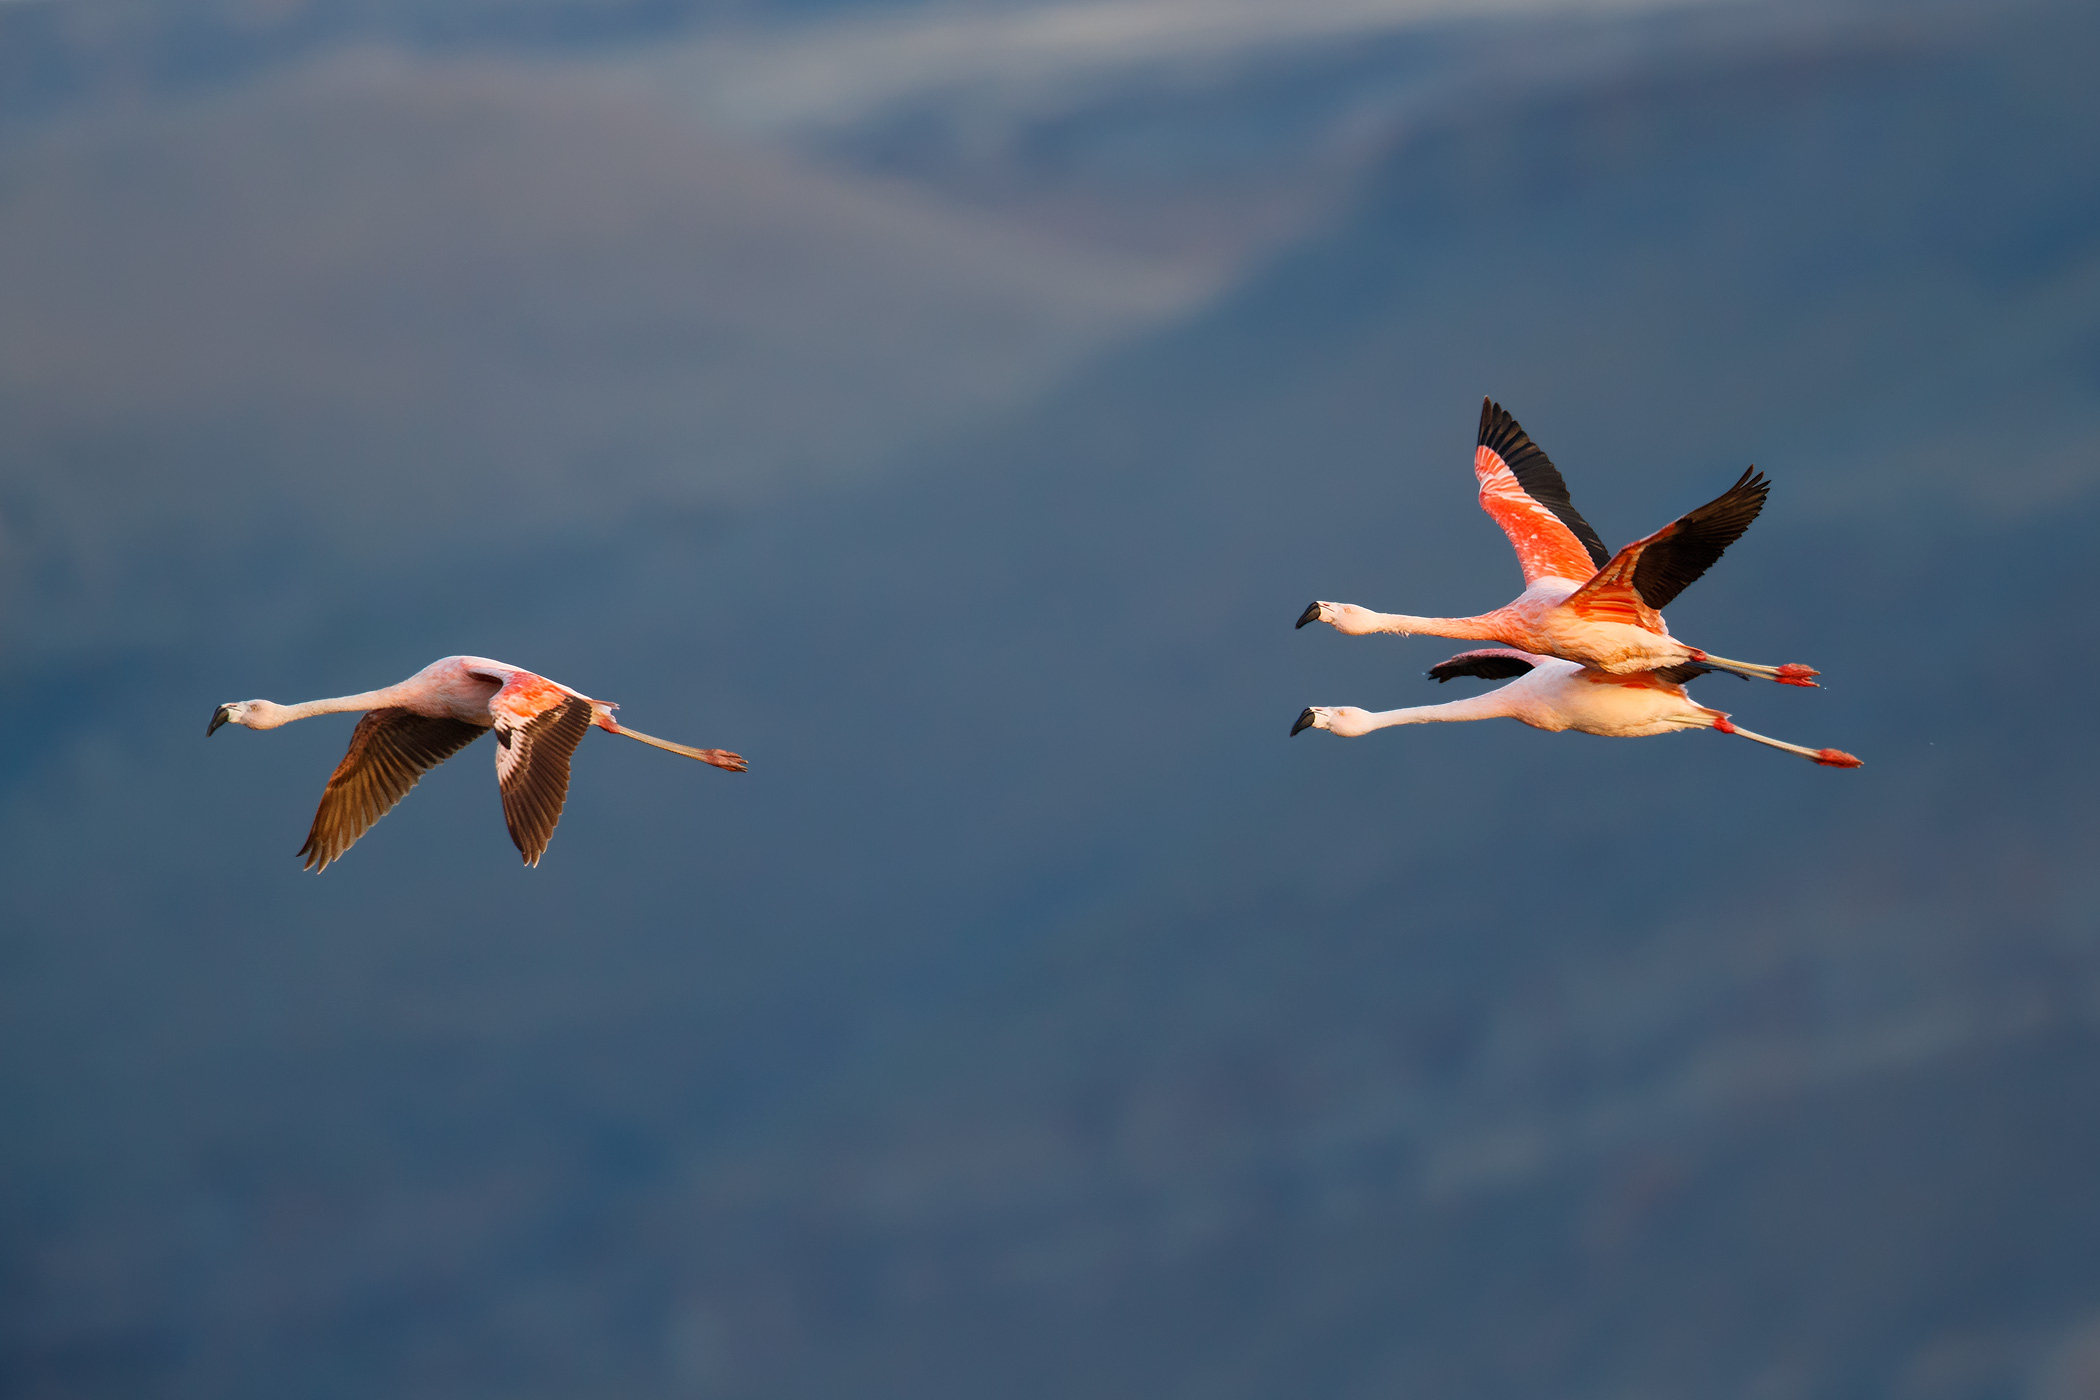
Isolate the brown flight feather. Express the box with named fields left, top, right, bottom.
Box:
left=494, top=695, right=594, bottom=867
left=298, top=708, right=486, bottom=872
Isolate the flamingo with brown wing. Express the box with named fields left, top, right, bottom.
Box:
left=210, top=656, right=745, bottom=870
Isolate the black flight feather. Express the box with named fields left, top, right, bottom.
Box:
left=1428, top=650, right=1538, bottom=683
left=1629, top=467, right=1768, bottom=610
left=1651, top=661, right=1748, bottom=685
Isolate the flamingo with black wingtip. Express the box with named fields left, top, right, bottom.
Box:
left=209, top=656, right=746, bottom=871
left=1292, top=649, right=1860, bottom=767
left=1297, top=398, right=1819, bottom=686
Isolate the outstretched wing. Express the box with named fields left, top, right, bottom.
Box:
left=1562, top=467, right=1768, bottom=624
left=1475, top=398, right=1611, bottom=586
left=299, top=708, right=485, bottom=872
left=1427, top=648, right=1540, bottom=683
left=489, top=673, right=595, bottom=867
left=1626, top=467, right=1768, bottom=610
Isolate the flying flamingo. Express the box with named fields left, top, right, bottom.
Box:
left=1297, top=398, right=1819, bottom=686
left=1291, top=648, right=1860, bottom=766
left=209, top=656, right=746, bottom=870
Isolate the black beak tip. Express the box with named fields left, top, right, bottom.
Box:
left=1290, top=708, right=1317, bottom=736
left=1294, top=602, right=1322, bottom=630
left=208, top=706, right=229, bottom=736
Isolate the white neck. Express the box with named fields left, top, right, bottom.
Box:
left=1354, top=692, right=1517, bottom=729
left=251, top=687, right=406, bottom=729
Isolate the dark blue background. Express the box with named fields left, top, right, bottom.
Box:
left=4, top=1, right=2098, bottom=1395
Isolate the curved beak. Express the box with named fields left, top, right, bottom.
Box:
left=1290, top=708, right=1318, bottom=736
left=1294, top=602, right=1322, bottom=630
left=208, top=705, right=231, bottom=736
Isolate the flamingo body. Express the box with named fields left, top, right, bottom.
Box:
left=210, top=656, right=746, bottom=870
left=1292, top=649, right=1860, bottom=767
left=1299, top=399, right=1818, bottom=686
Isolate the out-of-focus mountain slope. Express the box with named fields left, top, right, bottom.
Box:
left=0, top=49, right=1198, bottom=667
left=584, top=6, right=2100, bottom=1395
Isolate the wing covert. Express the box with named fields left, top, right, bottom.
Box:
left=1474, top=398, right=1610, bottom=586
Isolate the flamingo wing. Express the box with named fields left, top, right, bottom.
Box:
left=488, top=672, right=596, bottom=867
left=1475, top=398, right=1612, bottom=586
left=1560, top=467, right=1768, bottom=629
left=299, top=708, right=486, bottom=872
left=1624, top=466, right=1768, bottom=610
left=1427, top=648, right=1540, bottom=683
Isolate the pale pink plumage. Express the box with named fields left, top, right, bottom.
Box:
left=1292, top=649, right=1861, bottom=767
left=210, top=656, right=745, bottom=870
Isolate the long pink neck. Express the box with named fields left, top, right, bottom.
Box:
left=277, top=686, right=406, bottom=723
left=1373, top=611, right=1506, bottom=642
left=1360, top=692, right=1517, bottom=728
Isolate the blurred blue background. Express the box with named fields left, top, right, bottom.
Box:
left=3, top=0, right=2099, bottom=1395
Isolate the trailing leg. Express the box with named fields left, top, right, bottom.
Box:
left=609, top=723, right=748, bottom=771
left=1686, top=648, right=1821, bottom=687
left=1696, top=712, right=1861, bottom=767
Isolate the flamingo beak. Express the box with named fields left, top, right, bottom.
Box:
left=208, top=705, right=231, bottom=736
left=1291, top=708, right=1318, bottom=736
left=1294, top=602, right=1322, bottom=629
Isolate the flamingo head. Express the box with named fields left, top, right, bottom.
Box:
left=1296, top=601, right=1383, bottom=636
left=1291, top=706, right=1375, bottom=738
left=209, top=700, right=288, bottom=734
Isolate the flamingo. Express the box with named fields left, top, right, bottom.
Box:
left=1297, top=398, right=1819, bottom=686
left=1291, top=648, right=1860, bottom=766
left=209, top=656, right=746, bottom=870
